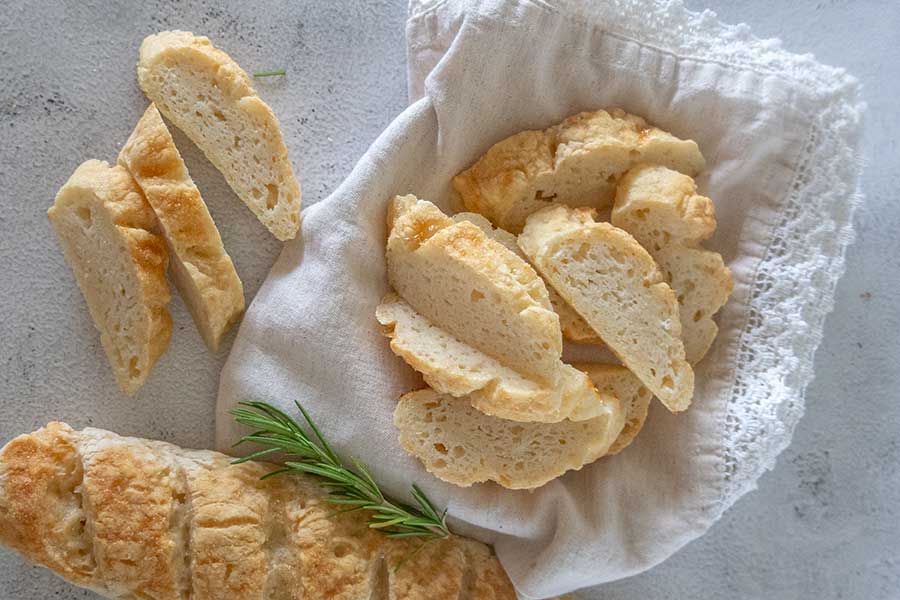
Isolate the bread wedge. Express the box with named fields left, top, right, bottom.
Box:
left=119, top=104, right=244, bottom=351
left=137, top=30, right=301, bottom=240
left=519, top=205, right=694, bottom=412
left=0, top=422, right=516, bottom=599
left=576, top=364, right=651, bottom=455
left=454, top=212, right=603, bottom=345
left=613, top=165, right=733, bottom=364
left=394, top=386, right=624, bottom=489
left=48, top=160, right=172, bottom=394
left=453, top=109, right=705, bottom=233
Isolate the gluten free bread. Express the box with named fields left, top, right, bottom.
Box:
left=378, top=196, right=614, bottom=423
left=453, top=109, right=705, bottom=233
left=119, top=104, right=245, bottom=351
left=519, top=205, right=694, bottom=412
left=0, top=422, right=516, bottom=599
left=48, top=160, right=172, bottom=394
left=612, top=165, right=733, bottom=364
left=137, top=31, right=302, bottom=241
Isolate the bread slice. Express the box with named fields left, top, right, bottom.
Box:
left=454, top=212, right=603, bottom=345
left=394, top=386, right=624, bottom=489
left=576, top=364, right=651, bottom=455
left=119, top=104, right=244, bottom=351
left=48, top=160, right=172, bottom=394
left=376, top=294, right=609, bottom=422
left=612, top=165, right=733, bottom=363
left=519, top=205, right=694, bottom=412
left=453, top=108, right=705, bottom=233
left=137, top=31, right=301, bottom=241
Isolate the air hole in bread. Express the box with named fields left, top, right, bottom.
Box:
left=333, top=543, right=351, bottom=558
left=128, top=356, right=141, bottom=378
left=661, top=375, right=674, bottom=390
left=265, top=184, right=278, bottom=210
left=452, top=446, right=466, bottom=458
left=693, top=310, right=703, bottom=322
left=433, top=458, right=447, bottom=469
left=213, top=110, right=225, bottom=121
left=75, top=206, right=92, bottom=227
left=470, top=289, right=484, bottom=302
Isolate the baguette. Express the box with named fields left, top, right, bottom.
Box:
left=612, top=165, right=733, bottom=364
left=0, top=422, right=516, bottom=599
left=453, top=109, right=705, bottom=233
left=379, top=196, right=613, bottom=422
left=519, top=205, right=694, bottom=412
left=119, top=104, right=245, bottom=351
left=137, top=31, right=302, bottom=241
left=48, top=160, right=172, bottom=394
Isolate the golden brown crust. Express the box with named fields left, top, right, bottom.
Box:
left=0, top=424, right=519, bottom=599
left=119, top=104, right=245, bottom=351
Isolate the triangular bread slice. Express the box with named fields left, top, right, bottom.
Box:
left=48, top=160, right=172, bottom=394
left=119, top=104, right=245, bottom=351
left=519, top=205, right=694, bottom=412
left=137, top=31, right=301, bottom=240
left=612, top=165, right=733, bottom=364
left=394, top=385, right=625, bottom=489
left=576, top=364, right=651, bottom=455
left=453, top=212, right=603, bottom=345
left=453, top=109, right=705, bottom=233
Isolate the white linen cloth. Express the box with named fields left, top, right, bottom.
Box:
left=216, top=0, right=864, bottom=596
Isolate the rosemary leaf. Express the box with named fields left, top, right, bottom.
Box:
left=253, top=69, right=286, bottom=77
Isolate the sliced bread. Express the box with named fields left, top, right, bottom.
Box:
left=137, top=31, right=301, bottom=240
left=519, top=205, right=694, bottom=412
left=394, top=386, right=624, bottom=489
left=612, top=165, right=733, bottom=363
left=376, top=294, right=608, bottom=422
left=453, top=109, right=705, bottom=233
left=119, top=103, right=245, bottom=351
left=576, top=364, right=651, bottom=455
left=453, top=212, right=603, bottom=345
left=48, top=160, right=172, bottom=394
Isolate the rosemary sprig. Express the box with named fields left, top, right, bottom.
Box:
left=231, top=400, right=450, bottom=540
left=253, top=69, right=286, bottom=77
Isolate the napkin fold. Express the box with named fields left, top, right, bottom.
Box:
left=217, top=0, right=864, bottom=596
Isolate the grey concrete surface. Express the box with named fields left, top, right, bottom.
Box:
left=0, top=1, right=897, bottom=599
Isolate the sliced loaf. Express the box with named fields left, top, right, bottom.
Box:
left=519, top=205, right=694, bottom=412
left=394, top=386, right=624, bottom=489
left=48, top=160, right=172, bottom=394
left=137, top=31, right=301, bottom=240
left=453, top=109, right=705, bottom=233
left=119, top=103, right=244, bottom=351
left=612, top=165, right=733, bottom=364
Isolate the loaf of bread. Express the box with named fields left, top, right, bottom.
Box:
left=453, top=212, right=602, bottom=344
left=378, top=196, right=613, bottom=423
left=0, top=422, right=516, bottom=599
left=137, top=31, right=302, bottom=241
left=48, top=160, right=172, bottom=394
left=452, top=109, right=705, bottom=233
left=119, top=104, right=245, bottom=351
left=519, top=205, right=694, bottom=412
left=612, top=165, right=733, bottom=364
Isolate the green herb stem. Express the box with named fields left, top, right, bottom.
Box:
left=253, top=69, right=286, bottom=77
left=231, top=400, right=450, bottom=540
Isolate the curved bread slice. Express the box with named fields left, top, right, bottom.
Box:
left=578, top=364, right=652, bottom=455
left=48, top=160, right=171, bottom=394
left=395, top=387, right=624, bottom=490
left=119, top=104, right=244, bottom=351
left=388, top=196, right=561, bottom=383
left=612, top=165, right=733, bottom=364
left=519, top=205, right=694, bottom=412
left=453, top=108, right=705, bottom=233
left=376, top=294, right=610, bottom=422
left=138, top=31, right=301, bottom=240
left=0, top=423, right=516, bottom=599
left=454, top=212, right=603, bottom=345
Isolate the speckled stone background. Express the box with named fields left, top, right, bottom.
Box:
left=0, top=1, right=897, bottom=598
